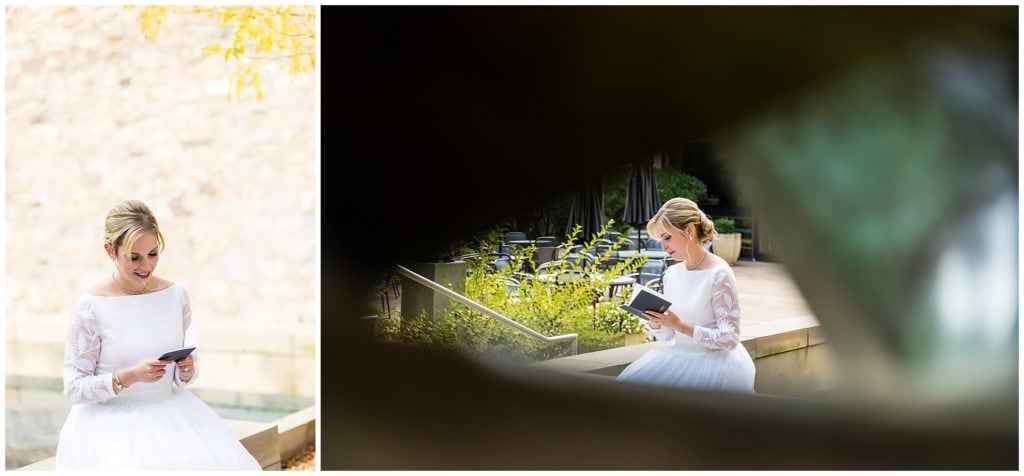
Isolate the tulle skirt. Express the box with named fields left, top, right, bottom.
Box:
left=616, top=337, right=756, bottom=394
left=55, top=385, right=261, bottom=470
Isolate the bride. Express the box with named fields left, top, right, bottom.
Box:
left=55, top=200, right=261, bottom=470
left=616, top=197, right=756, bottom=394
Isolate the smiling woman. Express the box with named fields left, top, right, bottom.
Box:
left=54, top=200, right=261, bottom=470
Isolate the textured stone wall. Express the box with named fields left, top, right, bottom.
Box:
left=5, top=6, right=317, bottom=397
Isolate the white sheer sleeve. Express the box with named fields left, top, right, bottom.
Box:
left=693, top=269, right=742, bottom=350
left=174, top=288, right=199, bottom=387
left=62, top=298, right=116, bottom=404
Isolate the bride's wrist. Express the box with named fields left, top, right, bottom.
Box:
left=118, top=368, right=137, bottom=387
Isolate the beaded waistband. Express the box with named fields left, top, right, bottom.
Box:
left=100, top=385, right=173, bottom=407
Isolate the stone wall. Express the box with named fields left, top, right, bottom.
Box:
left=5, top=6, right=317, bottom=397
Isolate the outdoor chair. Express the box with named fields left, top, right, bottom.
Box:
left=535, top=260, right=564, bottom=274
left=532, top=246, right=559, bottom=267
left=496, top=276, right=521, bottom=296
left=591, top=238, right=618, bottom=269
left=592, top=238, right=616, bottom=253
left=505, top=231, right=527, bottom=243
left=627, top=259, right=667, bottom=287
left=458, top=252, right=514, bottom=272
left=603, top=231, right=624, bottom=242
left=645, top=237, right=662, bottom=251
left=535, top=262, right=586, bottom=285
left=554, top=269, right=587, bottom=285
left=644, top=277, right=663, bottom=293
left=534, top=236, right=559, bottom=246
left=563, top=252, right=596, bottom=269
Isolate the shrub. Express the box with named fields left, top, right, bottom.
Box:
left=604, top=166, right=708, bottom=226
left=376, top=220, right=651, bottom=362
left=655, top=168, right=708, bottom=204
left=713, top=217, right=736, bottom=234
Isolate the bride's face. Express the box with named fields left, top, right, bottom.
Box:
left=653, top=222, right=688, bottom=260
left=110, top=232, right=160, bottom=286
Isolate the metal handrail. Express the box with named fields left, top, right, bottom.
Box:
left=395, top=265, right=578, bottom=355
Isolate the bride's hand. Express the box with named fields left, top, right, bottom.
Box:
left=175, top=355, right=195, bottom=381
left=645, top=312, right=663, bottom=329
left=645, top=309, right=682, bottom=332
left=122, top=358, right=172, bottom=386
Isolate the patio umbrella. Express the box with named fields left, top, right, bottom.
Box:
left=566, top=181, right=605, bottom=244
left=622, top=157, right=660, bottom=250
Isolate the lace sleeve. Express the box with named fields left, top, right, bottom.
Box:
left=692, top=269, right=742, bottom=350
left=174, top=288, right=199, bottom=387
left=62, top=299, right=116, bottom=404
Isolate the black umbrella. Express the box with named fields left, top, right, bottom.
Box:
left=566, top=181, right=605, bottom=244
left=622, top=157, right=660, bottom=250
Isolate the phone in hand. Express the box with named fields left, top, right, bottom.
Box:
left=158, top=346, right=196, bottom=362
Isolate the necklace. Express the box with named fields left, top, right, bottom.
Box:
left=112, top=271, right=150, bottom=295
left=685, top=249, right=708, bottom=270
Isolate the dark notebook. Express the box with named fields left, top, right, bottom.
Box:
left=618, top=286, right=672, bottom=320
left=158, top=346, right=196, bottom=362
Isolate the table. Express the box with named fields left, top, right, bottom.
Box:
left=536, top=271, right=636, bottom=297
left=612, top=250, right=670, bottom=260
left=607, top=276, right=637, bottom=297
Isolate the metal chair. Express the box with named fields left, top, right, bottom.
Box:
left=603, top=231, right=624, bottom=242
left=627, top=259, right=667, bottom=287
left=645, top=237, right=662, bottom=251
left=532, top=246, right=559, bottom=267
left=563, top=252, right=596, bottom=269
left=458, top=252, right=514, bottom=272
left=505, top=231, right=527, bottom=242
left=534, top=235, right=559, bottom=246
left=496, top=276, right=521, bottom=296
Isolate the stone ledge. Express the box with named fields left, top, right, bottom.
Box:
left=534, top=318, right=826, bottom=377
left=276, top=405, right=316, bottom=462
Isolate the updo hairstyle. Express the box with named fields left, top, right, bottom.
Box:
left=646, top=197, right=716, bottom=242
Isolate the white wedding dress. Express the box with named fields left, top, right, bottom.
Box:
left=55, top=283, right=261, bottom=470
left=616, top=262, right=756, bottom=393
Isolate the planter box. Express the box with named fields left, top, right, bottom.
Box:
left=712, top=233, right=742, bottom=265
left=624, top=332, right=649, bottom=346
left=400, top=261, right=467, bottom=322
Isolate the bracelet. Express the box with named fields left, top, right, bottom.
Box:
left=112, top=370, right=125, bottom=392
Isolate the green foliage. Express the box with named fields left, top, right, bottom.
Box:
left=376, top=220, right=653, bottom=362
left=602, top=165, right=632, bottom=227
left=128, top=6, right=316, bottom=101
left=655, top=168, right=708, bottom=204
left=520, top=194, right=574, bottom=238
left=714, top=217, right=736, bottom=234
left=603, top=165, right=708, bottom=226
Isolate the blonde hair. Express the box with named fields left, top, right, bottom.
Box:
left=646, top=197, right=716, bottom=242
left=104, top=200, right=165, bottom=256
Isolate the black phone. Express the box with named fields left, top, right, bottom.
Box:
left=158, top=346, right=196, bottom=362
